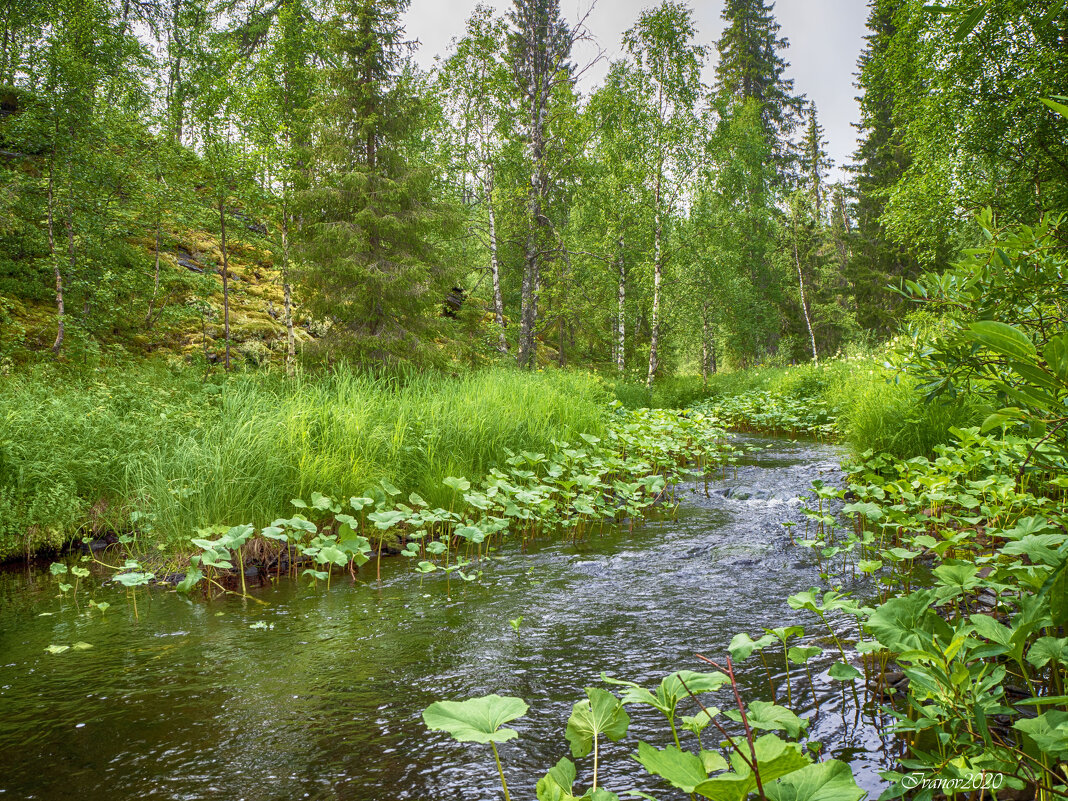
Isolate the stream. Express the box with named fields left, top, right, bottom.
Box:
left=0, top=437, right=891, bottom=800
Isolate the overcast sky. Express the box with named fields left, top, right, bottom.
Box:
left=404, top=0, right=871, bottom=177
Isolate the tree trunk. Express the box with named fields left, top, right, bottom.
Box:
left=146, top=214, right=161, bottom=327
left=48, top=152, right=63, bottom=355
left=557, top=314, right=565, bottom=367
left=518, top=85, right=547, bottom=370
left=166, top=0, right=184, bottom=145
left=0, top=3, right=11, bottom=85
left=646, top=179, right=663, bottom=387
left=616, top=242, right=625, bottom=376
left=282, top=200, right=296, bottom=377
left=792, top=227, right=818, bottom=363
left=518, top=231, right=537, bottom=368
left=218, top=197, right=231, bottom=371
left=486, top=169, right=507, bottom=353
left=701, top=308, right=710, bottom=387
left=63, top=196, right=77, bottom=349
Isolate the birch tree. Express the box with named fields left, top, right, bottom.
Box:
left=438, top=6, right=512, bottom=353
left=507, top=0, right=574, bottom=369
left=621, top=1, right=706, bottom=386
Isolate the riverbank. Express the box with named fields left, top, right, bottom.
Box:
left=2, top=436, right=885, bottom=801
left=0, top=363, right=610, bottom=560
left=696, top=356, right=989, bottom=459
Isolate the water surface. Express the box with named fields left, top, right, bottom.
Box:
left=0, top=437, right=890, bottom=800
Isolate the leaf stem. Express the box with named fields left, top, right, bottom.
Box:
left=490, top=742, right=510, bottom=801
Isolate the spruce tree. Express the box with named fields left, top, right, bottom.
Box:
left=848, top=0, right=918, bottom=334
left=799, top=103, right=832, bottom=218
left=713, top=0, right=801, bottom=178
left=297, top=0, right=454, bottom=366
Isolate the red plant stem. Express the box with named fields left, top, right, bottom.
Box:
left=697, top=654, right=767, bottom=801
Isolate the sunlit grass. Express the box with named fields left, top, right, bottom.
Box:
left=0, top=362, right=608, bottom=556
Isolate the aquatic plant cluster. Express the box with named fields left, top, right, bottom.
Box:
left=72, top=404, right=737, bottom=598
left=697, top=390, right=838, bottom=440
left=424, top=667, right=867, bottom=801
left=419, top=422, right=1067, bottom=801
left=0, top=366, right=610, bottom=559
left=794, top=427, right=1068, bottom=798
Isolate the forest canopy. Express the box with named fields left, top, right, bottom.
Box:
left=0, top=0, right=1064, bottom=381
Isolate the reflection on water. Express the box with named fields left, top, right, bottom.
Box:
left=0, top=437, right=891, bottom=800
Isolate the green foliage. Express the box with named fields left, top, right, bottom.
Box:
left=899, top=213, right=1068, bottom=461
left=0, top=362, right=609, bottom=558
left=693, top=355, right=986, bottom=458
left=422, top=694, right=528, bottom=744
left=426, top=669, right=865, bottom=801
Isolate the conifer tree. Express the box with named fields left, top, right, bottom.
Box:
left=297, top=0, right=454, bottom=365
left=714, top=0, right=801, bottom=178
left=800, top=103, right=832, bottom=218
left=848, top=0, right=918, bottom=334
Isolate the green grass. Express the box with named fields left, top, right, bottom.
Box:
left=694, top=357, right=988, bottom=460
left=0, top=362, right=608, bottom=559
left=609, top=375, right=716, bottom=410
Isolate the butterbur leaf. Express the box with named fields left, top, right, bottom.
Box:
left=741, top=701, right=807, bottom=738
left=699, top=750, right=728, bottom=773
left=764, top=759, right=865, bottom=801
left=422, top=694, right=528, bottom=744
left=49, top=562, right=68, bottom=575
left=582, top=791, right=621, bottom=801
left=729, top=632, right=775, bottom=662
left=865, top=590, right=937, bottom=652
left=536, top=758, right=576, bottom=801
left=565, top=687, right=630, bottom=758
left=1014, top=710, right=1068, bottom=760
left=633, top=743, right=710, bottom=794
left=176, top=567, right=204, bottom=594
left=113, top=572, right=153, bottom=587
left=1026, top=637, right=1068, bottom=669
left=318, top=546, right=348, bottom=567
left=787, top=646, right=821, bottom=665
left=728, top=733, right=810, bottom=783
left=603, top=670, right=728, bottom=717
left=828, top=662, right=862, bottom=682
left=368, top=510, right=405, bottom=530
left=443, top=476, right=471, bottom=492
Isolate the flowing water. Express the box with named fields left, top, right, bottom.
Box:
left=0, top=437, right=892, bottom=801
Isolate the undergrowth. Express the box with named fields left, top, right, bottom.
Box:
left=692, top=357, right=987, bottom=459
left=0, top=362, right=608, bottom=559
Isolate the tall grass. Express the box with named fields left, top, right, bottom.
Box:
left=699, top=357, right=988, bottom=460
left=610, top=375, right=717, bottom=410
left=0, top=363, right=607, bottom=557
left=827, top=367, right=988, bottom=460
